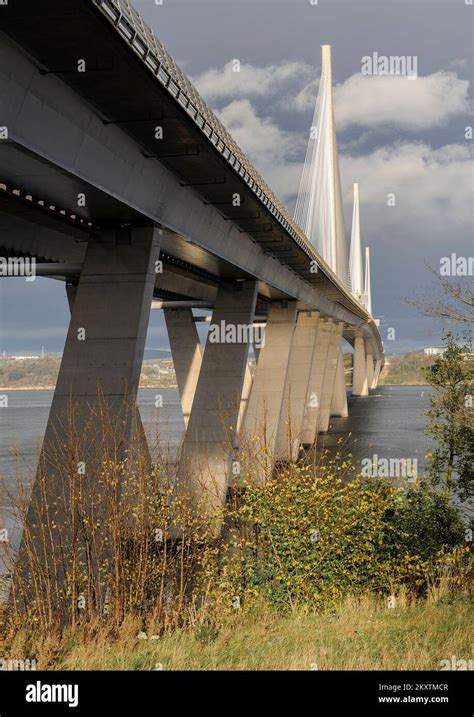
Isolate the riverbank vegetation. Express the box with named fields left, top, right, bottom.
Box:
left=0, top=410, right=471, bottom=670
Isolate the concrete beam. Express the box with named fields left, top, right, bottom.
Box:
left=275, top=311, right=320, bottom=461
left=242, top=302, right=298, bottom=483
left=176, top=280, right=258, bottom=522
left=164, top=308, right=202, bottom=429
left=352, top=336, right=368, bottom=396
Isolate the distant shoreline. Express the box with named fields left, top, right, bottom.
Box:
left=0, top=385, right=178, bottom=391
left=0, top=383, right=427, bottom=392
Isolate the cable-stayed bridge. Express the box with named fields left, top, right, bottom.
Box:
left=0, top=1, right=384, bottom=537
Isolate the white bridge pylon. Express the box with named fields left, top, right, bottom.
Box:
left=294, top=44, right=350, bottom=289
left=294, top=45, right=373, bottom=315
left=349, top=183, right=372, bottom=316
left=349, top=183, right=363, bottom=298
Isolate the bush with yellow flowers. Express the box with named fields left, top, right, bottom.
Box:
left=225, top=460, right=468, bottom=612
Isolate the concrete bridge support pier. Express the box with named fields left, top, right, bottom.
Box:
left=331, top=341, right=349, bottom=418
left=372, top=358, right=382, bottom=389
left=42, top=224, right=160, bottom=453
left=275, top=311, right=320, bottom=461
left=176, top=280, right=258, bottom=522
left=366, top=352, right=375, bottom=392
left=164, top=308, right=202, bottom=428
left=352, top=335, right=369, bottom=396
left=16, top=225, right=161, bottom=610
left=242, top=302, right=298, bottom=483
left=237, top=361, right=254, bottom=433
left=65, top=278, right=152, bottom=464
left=318, top=322, right=343, bottom=432
left=301, top=318, right=333, bottom=446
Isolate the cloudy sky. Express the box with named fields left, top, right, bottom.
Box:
left=1, top=0, right=472, bottom=355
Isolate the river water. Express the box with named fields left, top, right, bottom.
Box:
left=0, top=385, right=433, bottom=555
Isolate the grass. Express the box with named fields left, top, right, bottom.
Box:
left=3, top=595, right=471, bottom=671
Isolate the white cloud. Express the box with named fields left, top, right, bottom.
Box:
left=194, top=59, right=470, bottom=135
left=215, top=93, right=473, bottom=240
left=293, top=77, right=319, bottom=112
left=340, top=142, right=473, bottom=241
left=333, top=71, right=470, bottom=130
left=447, top=58, right=468, bottom=71
left=216, top=99, right=304, bottom=201
left=193, top=60, right=314, bottom=102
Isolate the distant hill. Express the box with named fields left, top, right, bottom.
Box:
left=378, top=351, right=434, bottom=385
left=0, top=357, right=177, bottom=390
left=343, top=350, right=433, bottom=386
left=0, top=350, right=433, bottom=390
left=379, top=351, right=434, bottom=386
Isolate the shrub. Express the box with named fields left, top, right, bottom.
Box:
left=224, top=459, right=469, bottom=612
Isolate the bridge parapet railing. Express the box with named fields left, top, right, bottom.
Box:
left=95, top=3, right=304, bottom=237
left=93, top=0, right=370, bottom=318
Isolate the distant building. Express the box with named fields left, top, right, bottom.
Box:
left=424, top=347, right=447, bottom=356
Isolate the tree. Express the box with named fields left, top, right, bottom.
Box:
left=409, top=268, right=473, bottom=325
left=423, top=333, right=474, bottom=504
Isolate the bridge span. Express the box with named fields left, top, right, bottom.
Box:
left=0, top=0, right=384, bottom=523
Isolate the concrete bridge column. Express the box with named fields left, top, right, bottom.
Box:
left=17, top=225, right=161, bottom=607
left=331, top=341, right=349, bottom=418
left=275, top=311, right=320, bottom=461
left=318, top=322, right=343, bottom=432
left=45, top=225, right=160, bottom=445
left=176, top=280, right=258, bottom=520
left=301, top=318, right=333, bottom=446
left=352, top=336, right=368, bottom=396
left=242, top=302, right=298, bottom=483
left=164, top=308, right=202, bottom=428
left=237, top=342, right=263, bottom=430
left=372, top=358, right=383, bottom=389
left=237, top=361, right=253, bottom=433
left=366, top=352, right=375, bottom=391
left=65, top=277, right=153, bottom=463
